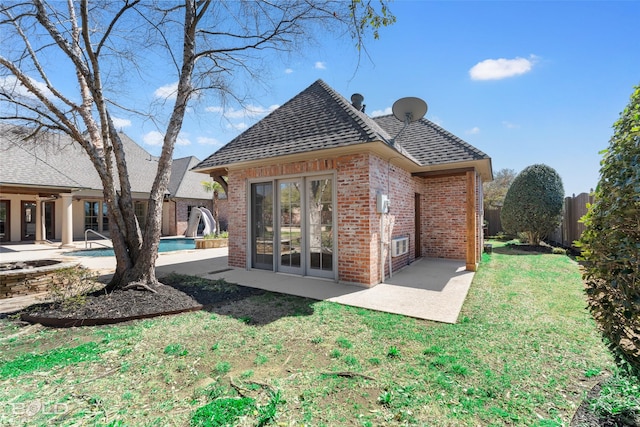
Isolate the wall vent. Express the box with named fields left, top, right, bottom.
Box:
left=391, top=237, right=409, bottom=257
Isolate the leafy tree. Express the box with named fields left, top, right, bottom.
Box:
left=0, top=0, right=395, bottom=293
left=483, top=168, right=517, bottom=209
left=500, top=164, right=564, bottom=244
left=579, top=85, right=640, bottom=375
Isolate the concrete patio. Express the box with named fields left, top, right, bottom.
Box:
left=0, top=242, right=475, bottom=323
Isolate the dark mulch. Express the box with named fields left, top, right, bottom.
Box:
left=571, top=382, right=640, bottom=427
left=19, top=274, right=265, bottom=327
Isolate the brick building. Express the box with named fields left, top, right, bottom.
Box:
left=194, top=80, right=492, bottom=287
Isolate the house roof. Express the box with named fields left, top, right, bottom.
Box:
left=193, top=79, right=393, bottom=171
left=0, top=125, right=211, bottom=199
left=372, top=115, right=490, bottom=166
left=169, top=156, right=216, bottom=199
left=193, top=79, right=492, bottom=180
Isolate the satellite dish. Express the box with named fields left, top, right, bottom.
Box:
left=392, top=97, right=428, bottom=124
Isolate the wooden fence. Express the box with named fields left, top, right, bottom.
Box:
left=485, top=192, right=595, bottom=248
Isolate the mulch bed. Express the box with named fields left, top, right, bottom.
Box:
left=570, top=382, right=639, bottom=426
left=19, top=275, right=265, bottom=328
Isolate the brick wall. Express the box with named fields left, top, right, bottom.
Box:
left=368, top=155, right=419, bottom=281
left=227, top=173, right=247, bottom=268
left=226, top=155, right=481, bottom=286
left=421, top=174, right=468, bottom=260
left=336, top=154, right=375, bottom=285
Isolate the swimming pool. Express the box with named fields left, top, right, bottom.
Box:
left=68, top=238, right=196, bottom=257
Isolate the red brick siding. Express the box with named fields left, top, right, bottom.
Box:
left=227, top=173, right=247, bottom=268
left=336, top=154, right=374, bottom=285
left=226, top=154, right=481, bottom=286
left=368, top=155, right=420, bottom=280
left=421, top=175, right=467, bottom=260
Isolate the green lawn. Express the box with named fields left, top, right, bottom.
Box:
left=0, top=241, right=618, bottom=426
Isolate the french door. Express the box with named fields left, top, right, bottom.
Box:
left=21, top=201, right=36, bottom=241
left=0, top=201, right=9, bottom=242
left=250, top=175, right=335, bottom=279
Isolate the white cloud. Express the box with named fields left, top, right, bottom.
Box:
left=176, top=134, right=191, bottom=146
left=143, top=130, right=190, bottom=146
left=205, top=106, right=224, bottom=114
left=197, top=136, right=221, bottom=146
left=370, top=107, right=392, bottom=117
left=111, top=117, right=131, bottom=129
left=154, top=81, right=178, bottom=99
left=0, top=75, right=55, bottom=101
left=143, top=131, right=164, bottom=146
left=285, top=68, right=294, bottom=74
left=314, top=61, right=326, bottom=70
left=502, top=121, right=520, bottom=129
left=469, top=55, right=537, bottom=81
left=465, top=127, right=481, bottom=135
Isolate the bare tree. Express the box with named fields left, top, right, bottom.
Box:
left=483, top=168, right=517, bottom=209
left=0, top=0, right=394, bottom=292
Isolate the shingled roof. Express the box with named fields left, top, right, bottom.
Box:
left=193, top=79, right=491, bottom=178
left=194, top=79, right=392, bottom=171
left=169, top=156, right=217, bottom=199
left=372, top=115, right=490, bottom=166
left=0, top=125, right=212, bottom=199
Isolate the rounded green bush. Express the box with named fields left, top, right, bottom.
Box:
left=580, top=85, right=640, bottom=375
left=500, top=164, right=564, bottom=244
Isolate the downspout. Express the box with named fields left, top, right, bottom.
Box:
left=380, top=213, right=385, bottom=283
left=388, top=217, right=393, bottom=279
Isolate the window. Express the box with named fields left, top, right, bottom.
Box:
left=134, top=201, right=147, bottom=231
left=102, top=202, right=109, bottom=231
left=85, top=201, right=99, bottom=231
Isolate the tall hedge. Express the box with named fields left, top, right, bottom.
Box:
left=500, top=164, right=564, bottom=244
left=580, top=85, right=640, bottom=375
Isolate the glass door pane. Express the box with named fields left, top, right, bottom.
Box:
left=44, top=202, right=54, bottom=240
left=251, top=182, right=274, bottom=270
left=279, top=180, right=302, bottom=274
left=22, top=201, right=36, bottom=241
left=0, top=201, right=9, bottom=242
left=307, top=177, right=334, bottom=278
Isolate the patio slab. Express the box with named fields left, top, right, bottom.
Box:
left=1, top=243, right=475, bottom=323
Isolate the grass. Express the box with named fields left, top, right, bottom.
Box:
left=0, top=240, right=627, bottom=426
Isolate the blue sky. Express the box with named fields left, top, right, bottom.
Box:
left=149, top=0, right=639, bottom=197
left=6, top=1, right=637, bottom=197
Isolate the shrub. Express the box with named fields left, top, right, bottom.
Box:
left=500, top=164, right=564, bottom=244
left=49, top=267, right=100, bottom=310
left=579, top=85, right=640, bottom=376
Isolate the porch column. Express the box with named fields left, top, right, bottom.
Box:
left=35, top=196, right=43, bottom=243
left=465, top=171, right=478, bottom=271
left=60, top=193, right=74, bottom=248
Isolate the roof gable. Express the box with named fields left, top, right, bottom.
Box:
left=194, top=79, right=391, bottom=170
left=170, top=156, right=213, bottom=199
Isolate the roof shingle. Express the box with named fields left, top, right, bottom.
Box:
left=194, top=79, right=491, bottom=173
left=194, top=79, right=391, bottom=170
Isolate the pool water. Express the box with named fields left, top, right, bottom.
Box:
left=69, top=238, right=195, bottom=257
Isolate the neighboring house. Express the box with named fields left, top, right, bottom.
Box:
left=164, top=155, right=228, bottom=236
left=0, top=125, right=217, bottom=245
left=193, top=79, right=492, bottom=287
